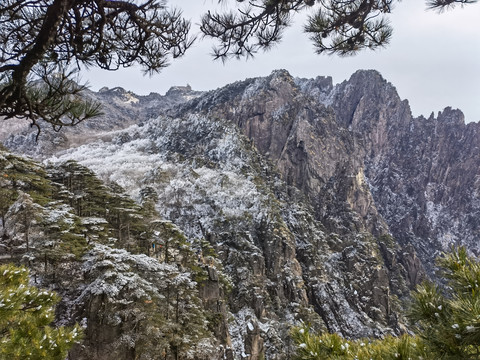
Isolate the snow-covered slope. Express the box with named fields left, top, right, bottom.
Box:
left=46, top=107, right=414, bottom=354
left=2, top=69, right=480, bottom=360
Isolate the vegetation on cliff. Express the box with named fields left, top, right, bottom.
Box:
left=0, top=264, right=81, bottom=360
left=0, top=149, right=229, bottom=359
left=292, top=247, right=480, bottom=359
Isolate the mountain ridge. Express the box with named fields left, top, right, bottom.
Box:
left=1, top=69, right=479, bottom=359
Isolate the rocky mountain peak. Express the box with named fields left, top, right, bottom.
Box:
left=98, top=86, right=127, bottom=94
left=2, top=69, right=480, bottom=360
left=348, top=69, right=386, bottom=84
left=268, top=68, right=294, bottom=82
left=165, top=84, right=193, bottom=97
left=435, top=106, right=465, bottom=126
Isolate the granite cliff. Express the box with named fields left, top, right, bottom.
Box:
left=1, top=69, right=479, bottom=359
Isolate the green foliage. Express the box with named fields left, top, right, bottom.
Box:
left=42, top=218, right=90, bottom=261
left=1, top=154, right=52, bottom=206
left=48, top=160, right=111, bottom=217
left=0, top=264, right=81, bottom=360
left=133, top=300, right=170, bottom=360
left=148, top=220, right=192, bottom=265
left=291, top=326, right=427, bottom=360
left=198, top=239, right=218, bottom=259
left=409, top=247, right=480, bottom=359
left=0, top=152, right=225, bottom=358
left=378, top=234, right=396, bottom=248
left=292, top=247, right=480, bottom=360
left=47, top=161, right=152, bottom=251
left=81, top=244, right=215, bottom=360
left=0, top=186, right=16, bottom=226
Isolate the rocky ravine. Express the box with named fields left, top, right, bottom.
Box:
left=2, top=69, right=479, bottom=359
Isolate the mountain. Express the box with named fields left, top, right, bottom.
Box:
left=1, top=69, right=479, bottom=359
left=0, top=153, right=231, bottom=359
left=0, top=84, right=202, bottom=155
left=174, top=69, right=480, bottom=277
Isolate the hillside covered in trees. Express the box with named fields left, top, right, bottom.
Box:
left=1, top=69, right=480, bottom=359
left=0, top=148, right=233, bottom=359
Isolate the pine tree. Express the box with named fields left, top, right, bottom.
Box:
left=409, top=247, right=480, bottom=359
left=79, top=244, right=215, bottom=360
left=291, top=326, right=428, bottom=360
left=201, top=0, right=478, bottom=59
left=0, top=0, right=193, bottom=134
left=0, top=264, right=81, bottom=360
left=0, top=187, right=16, bottom=229
left=6, top=192, right=40, bottom=253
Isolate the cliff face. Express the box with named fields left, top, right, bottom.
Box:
left=2, top=69, right=480, bottom=359
left=328, top=71, right=480, bottom=275
left=180, top=70, right=385, bottom=234
left=178, top=69, right=480, bottom=278
left=364, top=107, right=480, bottom=270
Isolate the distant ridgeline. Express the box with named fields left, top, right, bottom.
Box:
left=1, top=69, right=480, bottom=360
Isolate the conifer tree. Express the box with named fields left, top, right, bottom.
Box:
left=0, top=264, right=81, bottom=360
left=0, top=0, right=193, bottom=134
left=7, top=192, right=39, bottom=253
left=79, top=244, right=215, bottom=360
left=291, top=326, right=427, bottom=359
left=409, top=247, right=480, bottom=359
left=201, top=0, right=478, bottom=59
left=291, top=247, right=480, bottom=359
left=0, top=187, right=16, bottom=229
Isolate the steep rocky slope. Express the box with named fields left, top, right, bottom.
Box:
left=2, top=69, right=479, bottom=359
left=0, top=151, right=231, bottom=359
left=305, top=70, right=480, bottom=276
left=0, top=84, right=202, bottom=156
left=177, top=69, right=480, bottom=278
left=44, top=100, right=413, bottom=355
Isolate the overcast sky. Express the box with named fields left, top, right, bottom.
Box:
left=84, top=0, right=480, bottom=123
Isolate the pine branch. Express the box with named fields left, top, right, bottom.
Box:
left=426, top=0, right=478, bottom=11
left=0, top=0, right=193, bottom=136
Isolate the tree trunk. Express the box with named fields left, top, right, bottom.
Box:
left=11, top=0, right=74, bottom=88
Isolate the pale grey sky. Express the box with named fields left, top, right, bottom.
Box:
left=84, top=0, right=480, bottom=123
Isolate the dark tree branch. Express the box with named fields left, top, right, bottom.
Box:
left=201, top=0, right=476, bottom=58
left=0, top=0, right=193, bottom=137
left=201, top=0, right=305, bottom=60
left=426, top=0, right=477, bottom=10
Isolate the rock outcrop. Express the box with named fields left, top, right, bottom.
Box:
left=2, top=69, right=479, bottom=359
left=178, top=68, right=480, bottom=280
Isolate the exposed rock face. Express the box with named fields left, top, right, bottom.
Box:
left=178, top=69, right=480, bottom=280
left=2, top=69, right=480, bottom=359
left=167, top=71, right=418, bottom=342
left=172, top=68, right=479, bottom=343
left=180, top=71, right=385, bottom=234
left=326, top=71, right=480, bottom=277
